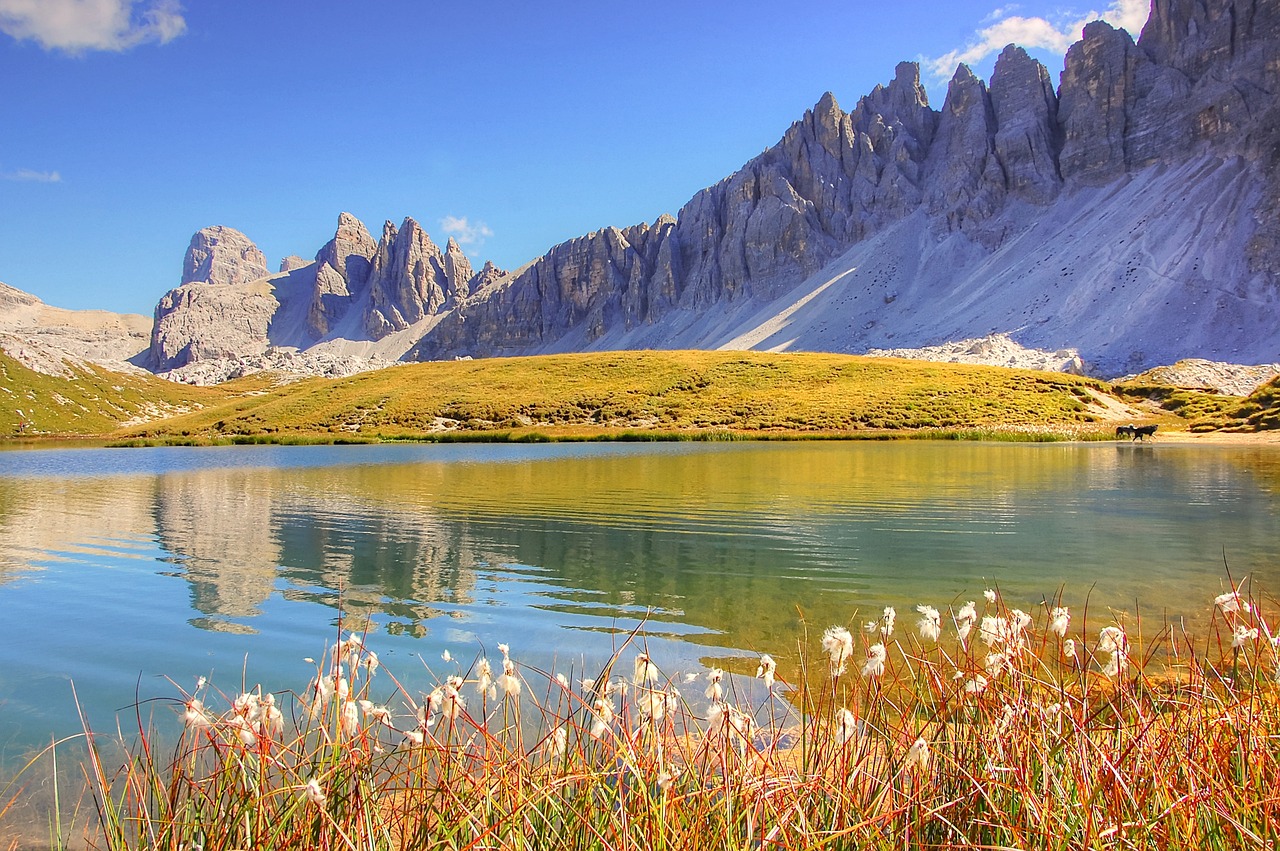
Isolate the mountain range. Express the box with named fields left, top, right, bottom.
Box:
left=4, top=0, right=1278, bottom=386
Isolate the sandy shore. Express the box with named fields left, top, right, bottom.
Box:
left=1142, top=429, right=1280, bottom=445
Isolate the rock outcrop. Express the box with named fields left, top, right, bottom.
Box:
left=364, top=219, right=474, bottom=339
left=181, top=226, right=270, bottom=287
left=307, top=212, right=377, bottom=338
left=0, top=281, right=151, bottom=376
left=150, top=279, right=280, bottom=370
left=1124, top=359, right=1280, bottom=396
left=989, top=46, right=1061, bottom=204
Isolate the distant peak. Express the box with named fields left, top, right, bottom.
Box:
left=815, top=90, right=840, bottom=114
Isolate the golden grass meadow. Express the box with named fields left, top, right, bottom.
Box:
left=3, top=348, right=1276, bottom=445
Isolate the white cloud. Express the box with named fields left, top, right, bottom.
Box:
left=0, top=0, right=186, bottom=53
left=925, top=0, right=1149, bottom=81
left=1, top=168, right=62, bottom=182
left=440, top=215, right=494, bottom=247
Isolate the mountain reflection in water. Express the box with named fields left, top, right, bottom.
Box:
left=0, top=441, right=1277, bottom=745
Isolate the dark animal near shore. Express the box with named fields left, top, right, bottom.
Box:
left=1116, top=424, right=1158, bottom=441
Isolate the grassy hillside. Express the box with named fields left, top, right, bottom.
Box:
left=114, top=351, right=1131, bottom=442
left=0, top=352, right=228, bottom=437
left=1195, top=375, right=1280, bottom=432
left=1113, top=375, right=1280, bottom=433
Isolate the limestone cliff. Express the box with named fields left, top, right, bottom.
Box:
left=409, top=0, right=1280, bottom=374
left=144, top=0, right=1280, bottom=380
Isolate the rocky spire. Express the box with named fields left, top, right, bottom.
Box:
left=925, top=64, right=1004, bottom=234
left=1057, top=21, right=1139, bottom=184
left=990, top=45, right=1061, bottom=204
left=363, top=217, right=462, bottom=339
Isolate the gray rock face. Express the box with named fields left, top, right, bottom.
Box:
left=307, top=212, right=377, bottom=338
left=1058, top=22, right=1140, bottom=184
left=990, top=46, right=1061, bottom=204
left=181, top=226, right=270, bottom=287
left=925, top=64, right=1005, bottom=236
left=278, top=255, right=310, bottom=273
left=150, top=280, right=279, bottom=370
left=364, top=218, right=474, bottom=339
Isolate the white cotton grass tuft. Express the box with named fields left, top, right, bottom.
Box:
left=954, top=602, right=978, bottom=641
left=1049, top=606, right=1070, bottom=638
left=475, top=658, right=496, bottom=699
left=1064, top=638, right=1077, bottom=660
left=303, top=778, right=326, bottom=806
left=1098, top=626, right=1129, bottom=678
left=835, top=708, right=858, bottom=746
left=1232, top=624, right=1260, bottom=649
left=497, top=657, right=521, bottom=698
left=182, top=698, right=212, bottom=730
left=1215, top=590, right=1251, bottom=615
left=756, top=654, right=777, bottom=690
left=590, top=697, right=614, bottom=740
left=822, top=626, right=854, bottom=676
left=881, top=607, right=897, bottom=637
left=636, top=688, right=667, bottom=721
left=1009, top=609, right=1033, bottom=644
left=1098, top=625, right=1127, bottom=654
left=261, top=693, right=284, bottom=738
left=862, top=643, right=887, bottom=678
left=633, top=653, right=659, bottom=685
left=906, top=737, right=930, bottom=772
left=984, top=588, right=998, bottom=604
left=979, top=616, right=1006, bottom=647
left=544, top=727, right=568, bottom=759
left=341, top=699, right=360, bottom=736
left=704, top=668, right=724, bottom=702
left=916, top=605, right=941, bottom=642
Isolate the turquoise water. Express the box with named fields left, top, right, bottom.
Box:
left=1, top=440, right=1277, bottom=753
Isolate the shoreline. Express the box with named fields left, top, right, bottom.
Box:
left=3, top=424, right=1280, bottom=450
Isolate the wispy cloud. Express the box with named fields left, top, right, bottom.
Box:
left=925, top=0, right=1149, bottom=81
left=0, top=0, right=186, bottom=53
left=1, top=168, right=62, bottom=183
left=440, top=215, right=494, bottom=247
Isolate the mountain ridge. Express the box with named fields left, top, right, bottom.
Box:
left=5, top=0, right=1277, bottom=385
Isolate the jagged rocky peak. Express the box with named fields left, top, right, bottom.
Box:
left=925, top=63, right=1005, bottom=235
left=990, top=45, right=1061, bottom=204
left=315, top=212, right=377, bottom=286
left=443, top=237, right=475, bottom=298
left=363, top=217, right=470, bottom=339
left=305, top=213, right=378, bottom=338
left=466, top=260, right=507, bottom=293
left=306, top=212, right=379, bottom=338
left=279, top=255, right=309, bottom=273
left=180, top=225, right=270, bottom=287
left=851, top=61, right=936, bottom=143
left=1057, top=21, right=1139, bottom=184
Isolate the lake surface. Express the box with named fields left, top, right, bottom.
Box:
left=2, top=440, right=1278, bottom=756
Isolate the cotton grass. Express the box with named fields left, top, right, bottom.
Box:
left=28, top=580, right=1280, bottom=850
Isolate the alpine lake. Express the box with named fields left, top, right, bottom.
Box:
left=2, top=439, right=1278, bottom=764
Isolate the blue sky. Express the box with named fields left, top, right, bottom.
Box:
left=0, top=0, right=1149, bottom=315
